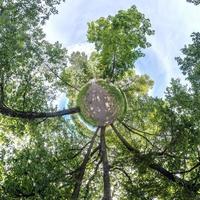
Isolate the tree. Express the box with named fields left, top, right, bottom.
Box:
left=187, top=0, right=200, bottom=5
left=87, top=5, right=154, bottom=81
left=1, top=1, right=200, bottom=200
left=0, top=0, right=79, bottom=119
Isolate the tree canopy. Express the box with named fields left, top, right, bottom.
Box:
left=1, top=0, right=200, bottom=200
left=187, top=0, right=200, bottom=5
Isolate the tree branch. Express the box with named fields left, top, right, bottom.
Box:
left=111, top=124, right=199, bottom=194
left=110, top=53, right=116, bottom=83
left=0, top=68, right=80, bottom=119
left=111, top=124, right=139, bottom=154
left=111, top=166, right=133, bottom=187
left=84, top=156, right=102, bottom=199
left=172, top=162, right=200, bottom=175
left=121, top=121, right=159, bottom=150
left=0, top=74, right=5, bottom=103
left=70, top=141, right=91, bottom=159
left=45, top=63, right=80, bottom=91
left=148, top=163, right=199, bottom=193
left=121, top=120, right=155, bottom=135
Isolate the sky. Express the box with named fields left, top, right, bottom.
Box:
left=43, top=0, right=200, bottom=99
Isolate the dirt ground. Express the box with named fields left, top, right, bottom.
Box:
left=84, top=82, right=118, bottom=126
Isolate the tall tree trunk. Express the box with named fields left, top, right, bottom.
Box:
left=71, top=128, right=99, bottom=200
left=111, top=124, right=199, bottom=194
left=100, top=126, right=112, bottom=200
left=0, top=77, right=80, bottom=119
left=0, top=105, right=80, bottom=119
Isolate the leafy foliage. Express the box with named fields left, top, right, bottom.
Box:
left=87, top=6, right=154, bottom=80
left=1, top=1, right=200, bottom=200
left=187, top=0, right=200, bottom=5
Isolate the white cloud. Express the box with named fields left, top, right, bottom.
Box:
left=67, top=43, right=95, bottom=57
left=43, top=0, right=200, bottom=96
left=133, top=0, right=200, bottom=96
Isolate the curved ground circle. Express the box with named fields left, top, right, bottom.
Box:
left=77, top=80, right=126, bottom=126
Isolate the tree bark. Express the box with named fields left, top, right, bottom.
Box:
left=71, top=128, right=99, bottom=200
left=111, top=124, right=199, bottom=194
left=100, top=126, right=112, bottom=200
left=111, top=124, right=139, bottom=154
left=0, top=104, right=80, bottom=119
left=84, top=156, right=102, bottom=199
left=0, top=77, right=80, bottom=119
left=148, top=163, right=199, bottom=193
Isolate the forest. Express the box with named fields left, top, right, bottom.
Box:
left=1, top=0, right=200, bottom=199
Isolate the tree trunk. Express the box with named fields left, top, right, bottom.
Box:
left=100, top=126, right=112, bottom=200
left=111, top=124, right=139, bottom=154
left=111, top=124, right=199, bottom=194
left=71, top=128, right=99, bottom=200
left=0, top=104, right=80, bottom=119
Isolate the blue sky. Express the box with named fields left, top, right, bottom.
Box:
left=44, top=0, right=200, bottom=98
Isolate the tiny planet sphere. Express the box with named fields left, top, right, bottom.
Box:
left=77, top=80, right=127, bottom=126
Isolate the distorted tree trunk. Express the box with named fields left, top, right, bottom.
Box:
left=0, top=80, right=80, bottom=119
left=0, top=104, right=80, bottom=119
left=111, top=124, right=139, bottom=154
left=71, top=128, right=99, bottom=200
left=100, top=126, right=112, bottom=200
left=84, top=156, right=102, bottom=199
left=111, top=124, right=199, bottom=194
